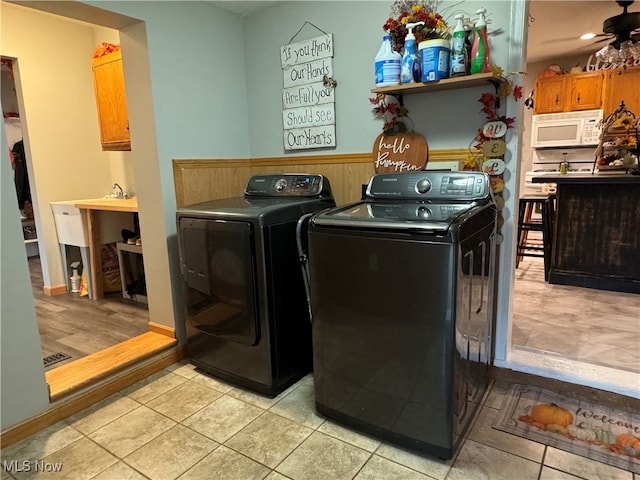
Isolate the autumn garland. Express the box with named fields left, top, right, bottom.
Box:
left=464, top=66, right=524, bottom=171
left=369, top=93, right=412, bottom=136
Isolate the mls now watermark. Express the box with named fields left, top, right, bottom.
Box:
left=3, top=460, right=63, bottom=473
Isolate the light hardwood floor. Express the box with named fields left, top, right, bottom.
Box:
left=29, top=256, right=150, bottom=370
left=512, top=255, right=640, bottom=373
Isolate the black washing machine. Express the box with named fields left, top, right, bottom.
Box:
left=307, top=171, right=496, bottom=459
left=176, top=174, right=335, bottom=397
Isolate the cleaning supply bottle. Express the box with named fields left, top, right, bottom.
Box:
left=401, top=21, right=425, bottom=84
left=70, top=261, right=81, bottom=293
left=375, top=34, right=402, bottom=87
left=470, top=7, right=491, bottom=74
left=464, top=19, right=473, bottom=75
left=450, top=14, right=467, bottom=77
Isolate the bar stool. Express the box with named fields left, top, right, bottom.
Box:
left=516, top=194, right=555, bottom=281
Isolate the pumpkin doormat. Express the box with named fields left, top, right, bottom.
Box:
left=494, top=383, right=640, bottom=474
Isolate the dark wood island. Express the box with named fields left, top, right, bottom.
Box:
left=532, top=174, right=640, bottom=293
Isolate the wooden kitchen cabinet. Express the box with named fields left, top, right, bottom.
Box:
left=91, top=50, right=131, bottom=151
left=534, top=71, right=604, bottom=114
left=533, top=75, right=567, bottom=113
left=568, top=71, right=603, bottom=111
left=602, top=66, right=640, bottom=117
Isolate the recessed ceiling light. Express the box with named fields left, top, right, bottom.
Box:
left=580, top=33, right=596, bottom=40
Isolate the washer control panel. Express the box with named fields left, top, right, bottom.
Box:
left=245, top=174, right=329, bottom=197
left=366, top=171, right=491, bottom=202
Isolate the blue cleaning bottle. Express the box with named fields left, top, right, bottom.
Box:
left=375, top=35, right=402, bottom=87
left=401, top=21, right=425, bottom=84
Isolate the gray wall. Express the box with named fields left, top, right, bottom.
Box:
left=1, top=113, right=50, bottom=429
left=244, top=1, right=518, bottom=156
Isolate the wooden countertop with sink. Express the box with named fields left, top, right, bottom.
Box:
left=73, top=197, right=139, bottom=299
left=73, top=197, right=138, bottom=212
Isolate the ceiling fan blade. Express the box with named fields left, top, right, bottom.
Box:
left=593, top=35, right=614, bottom=44
left=540, top=36, right=577, bottom=44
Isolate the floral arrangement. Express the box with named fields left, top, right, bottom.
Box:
left=613, top=113, right=638, bottom=130
left=463, top=66, right=524, bottom=170
left=92, top=42, right=120, bottom=59
left=595, top=103, right=639, bottom=169
left=369, top=93, right=412, bottom=135
left=383, top=0, right=449, bottom=53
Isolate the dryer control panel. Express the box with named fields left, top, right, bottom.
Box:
left=245, top=174, right=331, bottom=198
left=366, top=171, right=492, bottom=202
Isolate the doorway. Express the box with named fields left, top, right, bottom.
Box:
left=505, top=1, right=639, bottom=395
left=1, top=51, right=150, bottom=371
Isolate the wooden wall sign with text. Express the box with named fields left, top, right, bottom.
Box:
left=481, top=120, right=508, bottom=234
left=280, top=34, right=336, bottom=151
left=373, top=132, right=429, bottom=173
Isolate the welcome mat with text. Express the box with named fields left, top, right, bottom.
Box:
left=494, top=383, right=640, bottom=474
left=43, top=352, right=71, bottom=368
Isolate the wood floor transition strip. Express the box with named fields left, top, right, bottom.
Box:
left=45, top=331, right=177, bottom=402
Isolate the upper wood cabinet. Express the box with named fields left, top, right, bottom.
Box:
left=91, top=50, right=131, bottom=151
left=568, top=71, right=604, bottom=111
left=534, top=71, right=604, bottom=114
left=602, top=66, right=640, bottom=117
left=533, top=75, right=567, bottom=114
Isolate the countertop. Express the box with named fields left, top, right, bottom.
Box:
left=73, top=198, right=138, bottom=212
left=531, top=173, right=640, bottom=184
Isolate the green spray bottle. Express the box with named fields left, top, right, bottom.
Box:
left=450, top=14, right=467, bottom=77
left=470, top=7, right=491, bottom=74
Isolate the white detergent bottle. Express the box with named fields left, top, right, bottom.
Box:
left=70, top=268, right=81, bottom=293
left=401, top=21, right=425, bottom=84
left=375, top=34, right=402, bottom=87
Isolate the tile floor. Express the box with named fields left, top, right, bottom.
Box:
left=1, top=361, right=636, bottom=480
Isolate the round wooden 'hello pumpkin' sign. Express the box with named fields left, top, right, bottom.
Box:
left=373, top=132, right=429, bottom=173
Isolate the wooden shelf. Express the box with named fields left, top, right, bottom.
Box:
left=117, top=241, right=142, bottom=254
left=370, top=72, right=506, bottom=96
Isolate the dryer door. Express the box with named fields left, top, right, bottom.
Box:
left=179, top=218, right=259, bottom=346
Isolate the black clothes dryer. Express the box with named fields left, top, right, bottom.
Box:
left=307, top=171, right=497, bottom=459
left=177, top=174, right=334, bottom=397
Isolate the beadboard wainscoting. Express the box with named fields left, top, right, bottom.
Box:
left=172, top=149, right=469, bottom=208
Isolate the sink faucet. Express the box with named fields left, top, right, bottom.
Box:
left=113, top=183, right=128, bottom=199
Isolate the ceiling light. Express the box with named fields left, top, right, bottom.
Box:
left=580, top=33, right=596, bottom=40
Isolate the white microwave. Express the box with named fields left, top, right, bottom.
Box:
left=531, top=109, right=603, bottom=148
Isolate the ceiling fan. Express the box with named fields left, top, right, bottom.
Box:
left=593, top=0, right=640, bottom=47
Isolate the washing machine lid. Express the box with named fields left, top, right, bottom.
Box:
left=177, top=174, right=334, bottom=224
left=177, top=196, right=335, bottom=224
left=311, top=171, right=493, bottom=232
left=312, top=201, right=482, bottom=232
